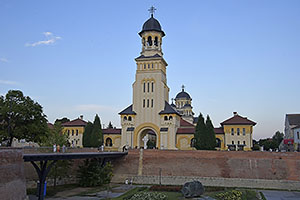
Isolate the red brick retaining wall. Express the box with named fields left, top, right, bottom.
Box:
left=0, top=148, right=26, bottom=200
left=112, top=149, right=300, bottom=181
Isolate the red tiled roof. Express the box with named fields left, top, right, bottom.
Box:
left=180, top=119, right=195, bottom=127
left=177, top=127, right=195, bottom=134
left=62, top=118, right=87, bottom=127
left=47, top=123, right=54, bottom=129
left=102, top=128, right=121, bottom=134
left=214, top=127, right=224, bottom=134
left=221, top=113, right=256, bottom=126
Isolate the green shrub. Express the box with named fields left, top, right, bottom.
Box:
left=77, top=159, right=113, bottom=187
left=216, top=190, right=242, bottom=200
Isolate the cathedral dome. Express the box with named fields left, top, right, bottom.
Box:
left=139, top=15, right=165, bottom=36
left=175, top=88, right=191, bottom=100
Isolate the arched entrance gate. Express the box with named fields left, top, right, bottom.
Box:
left=135, top=127, right=158, bottom=149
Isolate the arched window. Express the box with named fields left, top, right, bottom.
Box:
left=76, top=129, right=78, bottom=136
left=143, top=99, right=145, bottom=108
left=143, top=82, right=145, bottom=92
left=147, top=99, right=149, bottom=107
left=67, top=130, right=70, bottom=136
left=154, top=36, right=158, bottom=46
left=164, top=116, right=168, bottom=121
left=169, top=116, right=173, bottom=120
left=216, top=138, right=221, bottom=148
left=72, top=130, right=74, bottom=136
left=191, top=138, right=196, bottom=147
left=147, top=36, right=152, bottom=46
left=105, top=138, right=113, bottom=147
left=151, top=99, right=153, bottom=108
left=128, top=116, right=132, bottom=121
left=123, top=116, right=127, bottom=121
left=231, top=128, right=234, bottom=135
left=237, top=128, right=240, bottom=135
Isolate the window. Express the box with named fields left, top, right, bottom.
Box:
left=237, top=128, right=240, bottom=136
left=216, top=138, right=221, bottom=148
left=72, top=130, right=74, bottom=136
left=164, top=116, right=168, bottom=121
left=151, top=82, right=154, bottom=92
left=76, top=140, right=78, bottom=145
left=147, top=99, right=149, bottom=107
left=238, top=141, right=240, bottom=145
left=148, top=64, right=150, bottom=69
left=147, top=36, right=152, bottom=46
left=144, top=64, right=146, bottom=69
left=231, top=128, right=234, bottom=135
left=147, top=82, right=150, bottom=92
left=243, top=141, right=246, bottom=145
left=151, top=99, right=153, bottom=107
left=143, top=82, right=145, bottom=92
left=232, top=141, right=234, bottom=144
left=169, top=116, right=173, bottom=120
left=67, top=130, right=70, bottom=136
left=154, top=36, right=158, bottom=46
left=191, top=138, right=196, bottom=147
left=123, top=116, right=127, bottom=121
left=243, top=128, right=246, bottom=136
left=152, top=63, right=153, bottom=68
left=143, top=99, right=145, bottom=108
left=128, top=116, right=132, bottom=121
left=76, top=130, right=78, bottom=136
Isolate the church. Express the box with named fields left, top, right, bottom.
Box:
left=104, top=8, right=256, bottom=151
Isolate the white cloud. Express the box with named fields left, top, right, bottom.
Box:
left=0, top=58, right=8, bottom=63
left=25, top=32, right=62, bottom=47
left=0, top=80, right=18, bottom=85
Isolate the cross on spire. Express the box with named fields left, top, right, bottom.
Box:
left=182, top=84, right=185, bottom=91
left=148, top=6, right=156, bottom=17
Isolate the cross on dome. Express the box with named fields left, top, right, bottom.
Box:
left=148, top=6, right=156, bottom=17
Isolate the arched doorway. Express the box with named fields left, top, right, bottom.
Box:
left=105, top=137, right=112, bottom=147
left=138, top=128, right=157, bottom=149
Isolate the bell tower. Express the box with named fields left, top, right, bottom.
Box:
left=119, top=7, right=180, bottom=150
left=139, top=6, right=165, bottom=57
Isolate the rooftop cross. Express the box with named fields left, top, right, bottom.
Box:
left=148, top=6, right=156, bottom=17
left=182, top=84, right=185, bottom=91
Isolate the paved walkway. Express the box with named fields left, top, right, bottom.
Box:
left=261, top=190, right=300, bottom=200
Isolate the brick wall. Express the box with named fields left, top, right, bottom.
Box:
left=0, top=148, right=26, bottom=200
left=112, top=149, right=300, bottom=189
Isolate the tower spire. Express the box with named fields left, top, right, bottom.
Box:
left=148, top=6, right=156, bottom=17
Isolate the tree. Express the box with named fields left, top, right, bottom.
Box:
left=194, top=113, right=206, bottom=150
left=41, top=122, right=69, bottom=147
left=83, top=122, right=93, bottom=147
left=55, top=117, right=70, bottom=124
left=90, top=114, right=103, bottom=147
left=0, top=90, right=48, bottom=146
left=205, top=115, right=216, bottom=150
left=107, top=121, right=113, bottom=129
left=272, top=131, right=284, bottom=147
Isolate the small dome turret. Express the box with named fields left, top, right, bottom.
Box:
left=139, top=15, right=165, bottom=37
left=175, top=87, right=191, bottom=100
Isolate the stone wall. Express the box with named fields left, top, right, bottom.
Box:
left=0, top=148, right=27, bottom=200
left=111, top=149, right=300, bottom=189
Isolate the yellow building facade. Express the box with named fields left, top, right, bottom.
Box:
left=62, top=118, right=87, bottom=148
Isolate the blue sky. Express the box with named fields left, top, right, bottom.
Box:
left=1, top=0, right=299, bottom=140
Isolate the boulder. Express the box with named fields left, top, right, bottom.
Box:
left=181, top=180, right=204, bottom=198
